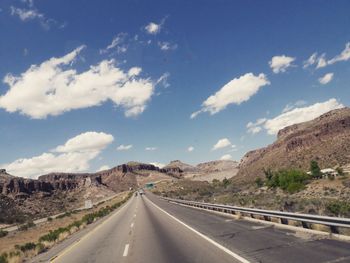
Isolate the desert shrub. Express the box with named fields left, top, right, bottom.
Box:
left=18, top=221, right=35, bottom=231
left=255, top=177, right=264, bottom=187
left=222, top=178, right=230, bottom=187
left=0, top=229, right=8, bottom=238
left=0, top=253, right=7, bottom=263
left=39, top=227, right=67, bottom=242
left=265, top=169, right=310, bottom=193
left=326, top=201, right=350, bottom=216
left=69, top=220, right=82, bottom=229
left=336, top=167, right=344, bottom=176
left=15, top=242, right=36, bottom=252
left=82, top=214, right=95, bottom=225
left=56, top=212, right=72, bottom=219
left=36, top=243, right=46, bottom=254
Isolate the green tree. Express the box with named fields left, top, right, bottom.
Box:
left=310, top=160, right=322, bottom=179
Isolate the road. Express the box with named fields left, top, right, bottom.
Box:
left=32, top=192, right=350, bottom=263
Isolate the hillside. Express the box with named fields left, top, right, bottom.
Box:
left=236, top=107, right=350, bottom=182
left=163, top=160, right=239, bottom=182
left=0, top=162, right=178, bottom=224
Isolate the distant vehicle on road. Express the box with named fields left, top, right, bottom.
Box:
left=138, top=189, right=145, bottom=195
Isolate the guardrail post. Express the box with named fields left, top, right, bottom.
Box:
left=263, top=216, right=270, bottom=221
left=330, top=225, right=339, bottom=234
left=280, top=218, right=288, bottom=225
left=301, top=221, right=309, bottom=229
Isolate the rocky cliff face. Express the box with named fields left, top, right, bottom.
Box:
left=0, top=162, right=180, bottom=223
left=237, top=107, right=350, bottom=182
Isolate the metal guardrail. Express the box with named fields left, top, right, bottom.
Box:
left=162, top=197, right=350, bottom=234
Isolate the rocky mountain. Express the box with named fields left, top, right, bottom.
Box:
left=163, top=160, right=239, bottom=182
left=163, top=160, right=199, bottom=173
left=0, top=162, right=180, bottom=224
left=237, top=107, right=350, bottom=182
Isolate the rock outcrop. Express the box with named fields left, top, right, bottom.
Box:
left=236, top=107, right=350, bottom=182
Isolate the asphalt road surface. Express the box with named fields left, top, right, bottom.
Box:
left=32, top=193, right=350, bottom=263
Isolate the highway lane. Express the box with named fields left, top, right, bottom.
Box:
left=147, top=193, right=350, bottom=263
left=32, top=192, right=350, bottom=263
left=33, top=194, right=242, bottom=263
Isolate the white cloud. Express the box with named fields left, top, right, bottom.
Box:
left=318, top=73, right=334, bottom=85
left=303, top=52, right=327, bottom=69
left=328, top=42, right=350, bottom=65
left=145, top=22, right=161, bottom=34
left=304, top=43, right=350, bottom=69
left=158, top=41, right=178, bottom=51
left=117, top=144, right=133, bottom=151
left=191, top=73, right=270, bottom=118
left=97, top=165, right=110, bottom=172
left=100, top=33, right=128, bottom=55
left=145, top=147, right=157, bottom=151
left=269, top=55, right=295, bottom=73
left=10, top=5, right=61, bottom=30
left=0, top=46, right=156, bottom=119
left=220, top=154, right=232, bottom=160
left=264, top=99, right=343, bottom=135
left=156, top=72, right=170, bottom=88
left=246, top=118, right=267, bottom=134
left=212, top=138, right=231, bottom=151
left=150, top=162, right=165, bottom=168
left=282, top=100, right=307, bottom=113
left=144, top=17, right=167, bottom=35
left=187, top=146, right=194, bottom=152
left=54, top=132, right=114, bottom=153
left=10, top=6, right=43, bottom=21
left=1, top=131, right=114, bottom=178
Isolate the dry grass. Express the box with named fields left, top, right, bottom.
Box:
left=0, top=191, right=130, bottom=262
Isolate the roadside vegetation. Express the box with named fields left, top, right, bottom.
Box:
left=153, top=160, right=350, bottom=220
left=263, top=168, right=310, bottom=193
left=0, top=192, right=132, bottom=263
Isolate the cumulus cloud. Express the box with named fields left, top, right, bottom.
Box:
left=1, top=131, right=114, bottom=178
left=145, top=22, right=161, bottom=34
left=318, top=73, right=334, bottom=85
left=0, top=46, right=155, bottom=119
left=212, top=138, right=231, bottom=151
left=248, top=99, right=343, bottom=135
left=220, top=154, right=232, bottom=160
left=116, top=144, right=133, bottom=151
left=158, top=41, right=178, bottom=51
left=150, top=162, right=165, bottom=168
left=187, top=146, right=194, bottom=152
left=269, top=55, right=295, bottom=73
left=145, top=147, right=157, bottom=151
left=97, top=165, right=110, bottom=172
left=144, top=17, right=167, bottom=35
left=191, top=73, right=270, bottom=118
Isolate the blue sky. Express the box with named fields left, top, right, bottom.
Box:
left=0, top=0, right=350, bottom=178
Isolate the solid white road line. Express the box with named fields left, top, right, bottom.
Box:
left=146, top=197, right=250, bottom=263
left=51, top=197, right=133, bottom=262
left=123, top=244, right=130, bottom=257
